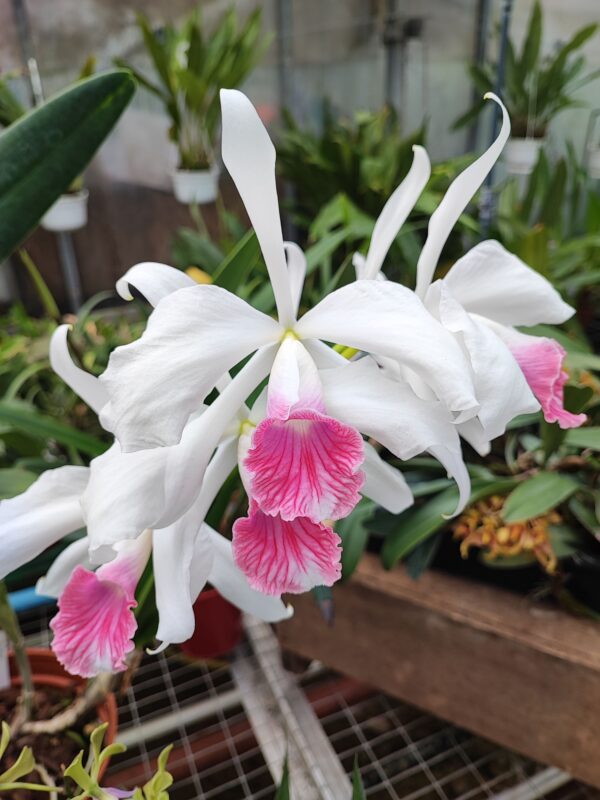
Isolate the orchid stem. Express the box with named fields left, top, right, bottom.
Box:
left=0, top=581, right=34, bottom=726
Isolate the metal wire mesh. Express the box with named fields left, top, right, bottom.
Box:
left=16, top=602, right=600, bottom=800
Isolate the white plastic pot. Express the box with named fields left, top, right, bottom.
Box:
left=41, top=190, right=89, bottom=232
left=587, top=145, right=600, bottom=180
left=503, top=137, right=545, bottom=176
left=171, top=167, right=219, bottom=204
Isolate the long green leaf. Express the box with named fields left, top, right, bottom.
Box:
left=275, top=758, right=290, bottom=800
left=380, top=479, right=518, bottom=568
left=502, top=472, right=578, bottom=523
left=0, top=70, right=135, bottom=261
left=564, top=427, right=600, bottom=451
left=352, top=757, right=366, bottom=799
left=0, top=400, right=106, bottom=456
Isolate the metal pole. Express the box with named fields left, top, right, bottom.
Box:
left=57, top=233, right=83, bottom=311
left=468, top=0, right=493, bottom=152
left=383, top=0, right=402, bottom=112
left=479, top=0, right=513, bottom=238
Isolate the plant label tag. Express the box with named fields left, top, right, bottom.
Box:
left=0, top=631, right=9, bottom=690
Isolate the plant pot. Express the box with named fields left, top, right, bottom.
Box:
left=8, top=647, right=118, bottom=779
left=179, top=589, right=242, bottom=659
left=41, top=190, right=89, bottom=232
left=171, top=167, right=219, bottom=204
left=587, top=145, right=600, bottom=180
left=503, top=137, right=545, bottom=175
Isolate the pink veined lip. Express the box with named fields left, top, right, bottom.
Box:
left=232, top=504, right=342, bottom=595
left=245, top=408, right=365, bottom=523
left=509, top=337, right=586, bottom=430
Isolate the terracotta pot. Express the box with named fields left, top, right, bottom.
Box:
left=41, top=190, right=89, bottom=232
left=503, top=137, right=545, bottom=175
left=171, top=167, right=219, bottom=204
left=180, top=589, right=242, bottom=659
left=9, top=647, right=118, bottom=779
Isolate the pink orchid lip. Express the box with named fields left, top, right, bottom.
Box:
left=50, top=535, right=151, bottom=678
left=232, top=504, right=342, bottom=595
left=245, top=408, right=365, bottom=523
left=509, top=337, right=587, bottom=430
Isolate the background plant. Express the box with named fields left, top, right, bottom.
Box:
left=118, top=7, right=269, bottom=170
left=454, top=1, right=599, bottom=137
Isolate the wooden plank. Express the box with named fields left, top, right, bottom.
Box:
left=278, top=554, right=600, bottom=787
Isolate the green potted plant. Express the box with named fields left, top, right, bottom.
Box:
left=454, top=2, right=598, bottom=175
left=118, top=7, right=269, bottom=204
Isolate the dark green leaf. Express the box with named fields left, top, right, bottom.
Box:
left=275, top=758, right=290, bottom=800
left=0, top=400, right=106, bottom=457
left=352, top=756, right=366, bottom=800
left=502, top=472, right=578, bottom=523
left=404, top=532, right=443, bottom=579
left=564, top=427, right=600, bottom=451
left=0, top=70, right=135, bottom=261
left=380, top=479, right=518, bottom=568
left=338, top=501, right=374, bottom=581
left=212, top=230, right=261, bottom=292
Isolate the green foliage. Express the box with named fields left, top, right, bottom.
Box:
left=275, top=758, right=290, bottom=800
left=502, top=472, right=579, bottom=523
left=454, top=2, right=599, bottom=136
left=0, top=70, right=135, bottom=262
left=118, top=7, right=269, bottom=169
left=277, top=104, right=425, bottom=223
left=352, top=757, right=366, bottom=799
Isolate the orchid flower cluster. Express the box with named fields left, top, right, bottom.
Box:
left=0, top=90, right=584, bottom=679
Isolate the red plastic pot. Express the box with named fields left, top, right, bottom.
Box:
left=180, top=589, right=242, bottom=659
left=9, top=647, right=118, bottom=778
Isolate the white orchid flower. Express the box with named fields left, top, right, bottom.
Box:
left=0, top=325, right=291, bottom=678
left=354, top=93, right=584, bottom=454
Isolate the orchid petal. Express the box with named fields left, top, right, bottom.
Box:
left=152, top=438, right=238, bottom=647
left=50, top=326, right=108, bottom=414
left=362, top=145, right=431, bottom=280
left=246, top=408, right=364, bottom=522
left=319, top=357, right=470, bottom=510
left=488, top=324, right=587, bottom=429
left=51, top=531, right=152, bottom=678
left=361, top=442, right=413, bottom=514
left=36, top=536, right=92, bottom=598
left=116, top=261, right=195, bottom=306
left=206, top=526, right=293, bottom=622
left=415, top=93, right=510, bottom=298
left=86, top=350, right=274, bottom=558
left=267, top=337, right=325, bottom=419
left=429, top=444, right=471, bottom=516
left=284, top=242, right=306, bottom=318
left=296, top=280, right=478, bottom=420
left=0, top=466, right=89, bottom=580
left=99, top=284, right=281, bottom=451
left=443, top=240, right=574, bottom=326
left=427, top=281, right=539, bottom=440
left=232, top=506, right=341, bottom=595
left=221, top=89, right=295, bottom=326
left=456, top=418, right=492, bottom=457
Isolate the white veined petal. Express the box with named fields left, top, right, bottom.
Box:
left=361, top=442, right=413, bottom=514
left=220, top=89, right=295, bottom=326
left=428, top=281, right=539, bottom=440
left=296, top=280, right=478, bottom=419
left=0, top=466, right=89, bottom=580
left=362, top=145, right=431, bottom=280
left=36, top=536, right=92, bottom=598
left=415, top=93, right=510, bottom=298
left=429, top=444, right=471, bottom=517
left=152, top=520, right=214, bottom=648
left=284, top=242, right=306, bottom=318
left=456, top=418, right=491, bottom=457
left=320, top=357, right=464, bottom=462
left=443, top=240, right=574, bottom=326
left=50, top=326, right=108, bottom=414
left=116, top=261, right=195, bottom=306
left=85, top=355, right=268, bottom=559
left=99, top=284, right=281, bottom=451
left=267, top=338, right=323, bottom=418
left=206, top=526, right=293, bottom=622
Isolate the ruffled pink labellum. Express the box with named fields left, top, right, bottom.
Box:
left=232, top=504, right=341, bottom=595
left=508, top=336, right=587, bottom=430
left=245, top=409, right=364, bottom=522
left=244, top=336, right=365, bottom=522
left=51, top=532, right=151, bottom=678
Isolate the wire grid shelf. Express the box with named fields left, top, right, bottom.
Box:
left=16, top=602, right=600, bottom=800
